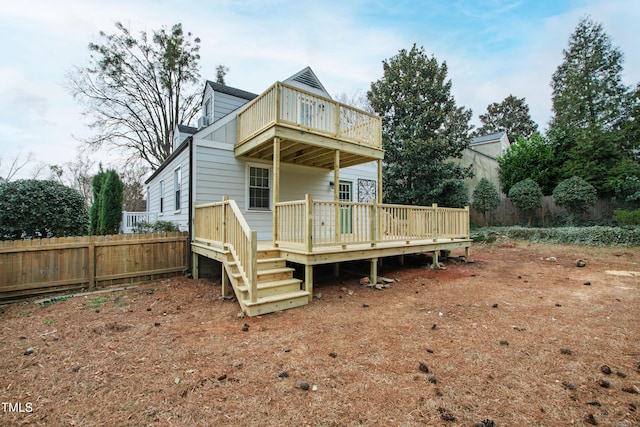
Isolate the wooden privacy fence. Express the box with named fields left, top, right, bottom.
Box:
left=0, top=232, right=188, bottom=301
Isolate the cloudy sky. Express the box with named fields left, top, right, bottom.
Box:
left=1, top=0, right=638, bottom=179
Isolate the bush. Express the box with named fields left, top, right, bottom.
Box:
left=471, top=226, right=640, bottom=246
left=611, top=176, right=640, bottom=210
left=553, top=176, right=597, bottom=225
left=614, top=209, right=640, bottom=225
left=132, top=220, right=179, bottom=233
left=508, top=178, right=542, bottom=226
left=472, top=178, right=500, bottom=225
left=0, top=180, right=89, bottom=239
left=91, top=169, right=124, bottom=235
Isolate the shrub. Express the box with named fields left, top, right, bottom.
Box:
left=471, top=226, right=640, bottom=246
left=614, top=209, right=640, bottom=225
left=132, top=220, right=179, bottom=233
left=553, top=176, right=597, bottom=225
left=472, top=178, right=501, bottom=225
left=0, top=179, right=89, bottom=239
left=611, top=176, right=640, bottom=210
left=508, top=178, right=542, bottom=226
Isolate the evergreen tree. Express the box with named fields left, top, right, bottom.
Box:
left=549, top=17, right=633, bottom=194
left=98, top=170, right=124, bottom=235
left=472, top=178, right=501, bottom=225
left=508, top=178, right=543, bottom=226
left=368, top=44, right=473, bottom=207
left=476, top=95, right=538, bottom=143
left=89, top=168, right=106, bottom=235
left=553, top=176, right=597, bottom=225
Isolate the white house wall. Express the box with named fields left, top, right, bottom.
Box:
left=146, top=147, right=190, bottom=231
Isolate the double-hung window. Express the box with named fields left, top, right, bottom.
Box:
left=248, top=166, right=270, bottom=210
left=174, top=168, right=181, bottom=211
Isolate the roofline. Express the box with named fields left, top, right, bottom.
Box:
left=145, top=137, right=191, bottom=184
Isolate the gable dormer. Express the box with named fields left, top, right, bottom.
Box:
left=198, top=81, right=258, bottom=129
left=283, top=67, right=331, bottom=99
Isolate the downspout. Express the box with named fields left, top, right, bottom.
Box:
left=187, top=136, right=194, bottom=276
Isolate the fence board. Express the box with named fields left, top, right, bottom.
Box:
left=0, top=232, right=188, bottom=301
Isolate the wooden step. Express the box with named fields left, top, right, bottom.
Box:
left=257, top=257, right=287, bottom=270
left=256, top=249, right=281, bottom=259
left=241, top=290, right=310, bottom=316
left=256, top=267, right=295, bottom=282
left=237, top=278, right=302, bottom=298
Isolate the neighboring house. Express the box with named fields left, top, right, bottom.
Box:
left=145, top=66, right=471, bottom=316
left=461, top=132, right=510, bottom=196
left=145, top=67, right=380, bottom=239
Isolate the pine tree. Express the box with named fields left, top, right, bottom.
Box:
left=367, top=44, right=473, bottom=207
left=549, top=17, right=633, bottom=194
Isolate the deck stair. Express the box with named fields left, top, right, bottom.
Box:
left=224, top=248, right=310, bottom=316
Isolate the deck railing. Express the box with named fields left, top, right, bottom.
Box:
left=275, top=196, right=469, bottom=250
left=120, top=211, right=158, bottom=233
left=194, top=199, right=258, bottom=303
left=237, top=82, right=382, bottom=150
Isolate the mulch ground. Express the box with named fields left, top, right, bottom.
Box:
left=1, top=240, right=639, bottom=426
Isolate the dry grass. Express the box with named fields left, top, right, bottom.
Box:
left=1, top=241, right=639, bottom=426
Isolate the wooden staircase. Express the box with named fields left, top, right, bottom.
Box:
left=224, top=248, right=310, bottom=316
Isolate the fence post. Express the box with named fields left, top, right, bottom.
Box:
left=249, top=230, right=258, bottom=303
left=305, top=194, right=313, bottom=253
left=432, top=203, right=438, bottom=242
left=88, top=239, right=96, bottom=289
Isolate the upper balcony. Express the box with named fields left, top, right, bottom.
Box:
left=236, top=82, right=383, bottom=169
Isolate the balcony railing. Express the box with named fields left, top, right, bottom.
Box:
left=275, top=196, right=470, bottom=250
left=237, top=82, right=382, bottom=150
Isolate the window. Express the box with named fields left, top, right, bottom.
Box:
left=248, top=166, right=270, bottom=210
left=174, top=168, right=181, bottom=211
left=204, top=98, right=211, bottom=119
left=159, top=180, right=164, bottom=213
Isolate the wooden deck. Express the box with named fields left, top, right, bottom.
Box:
left=192, top=198, right=471, bottom=316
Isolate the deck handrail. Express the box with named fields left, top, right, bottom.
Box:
left=237, top=82, right=382, bottom=150
left=274, top=197, right=469, bottom=250
left=194, top=199, right=258, bottom=303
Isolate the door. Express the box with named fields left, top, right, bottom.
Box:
left=339, top=181, right=353, bottom=234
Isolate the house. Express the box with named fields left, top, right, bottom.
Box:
left=461, top=131, right=510, bottom=196
left=145, top=67, right=471, bottom=316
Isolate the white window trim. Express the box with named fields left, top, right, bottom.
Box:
left=245, top=162, right=272, bottom=212
left=174, top=167, right=182, bottom=213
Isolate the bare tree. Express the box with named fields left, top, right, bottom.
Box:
left=66, top=22, right=203, bottom=170
left=0, top=151, right=36, bottom=182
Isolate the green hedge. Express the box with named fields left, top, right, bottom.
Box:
left=471, top=226, right=640, bottom=246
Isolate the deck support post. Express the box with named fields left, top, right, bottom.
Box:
left=432, top=250, right=439, bottom=269
left=377, top=159, right=382, bottom=205
left=334, top=150, right=340, bottom=243
left=273, top=137, right=281, bottom=248
left=305, top=194, right=313, bottom=253
left=398, top=254, right=404, bottom=266
left=192, top=253, right=199, bottom=280
left=465, top=245, right=470, bottom=258
left=370, top=258, right=378, bottom=285
left=305, top=264, right=313, bottom=302
left=221, top=263, right=230, bottom=297
left=334, top=263, right=340, bottom=278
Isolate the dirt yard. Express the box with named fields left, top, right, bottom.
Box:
left=1, top=240, right=638, bottom=426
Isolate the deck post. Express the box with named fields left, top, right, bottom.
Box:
left=334, top=263, right=340, bottom=278
left=464, top=205, right=470, bottom=239
left=432, top=250, right=439, bottom=269
left=222, top=196, right=229, bottom=245
left=249, top=230, right=258, bottom=303
left=305, top=194, right=313, bottom=253
left=192, top=252, right=199, bottom=280
left=221, top=262, right=230, bottom=297
left=334, top=150, right=340, bottom=244
left=377, top=159, right=382, bottom=205
left=273, top=137, right=281, bottom=247
left=305, top=264, right=314, bottom=302
left=432, top=203, right=438, bottom=243
left=370, top=258, right=378, bottom=285
left=399, top=254, right=404, bottom=266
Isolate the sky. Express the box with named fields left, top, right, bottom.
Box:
left=1, top=0, right=638, bottom=180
